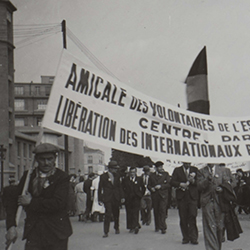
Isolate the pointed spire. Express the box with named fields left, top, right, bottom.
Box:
left=185, top=46, right=207, bottom=81
left=185, top=46, right=209, bottom=115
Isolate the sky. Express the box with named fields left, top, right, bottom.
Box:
left=10, top=0, right=250, bottom=167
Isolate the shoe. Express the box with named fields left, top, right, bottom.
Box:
left=161, top=230, right=166, bottom=234
left=191, top=240, right=198, bottom=245
left=103, top=233, right=108, bottom=238
left=129, top=229, right=134, bottom=233
left=115, top=229, right=120, bottom=234
left=146, top=222, right=150, bottom=226
left=182, top=240, right=189, bottom=244
left=155, top=229, right=159, bottom=232
left=134, top=227, right=139, bottom=234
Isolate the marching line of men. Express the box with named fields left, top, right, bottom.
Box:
left=98, top=160, right=243, bottom=250
left=3, top=143, right=243, bottom=250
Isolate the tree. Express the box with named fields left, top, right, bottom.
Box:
left=111, top=148, right=154, bottom=176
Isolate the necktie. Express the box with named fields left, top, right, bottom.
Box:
left=108, top=172, right=114, bottom=184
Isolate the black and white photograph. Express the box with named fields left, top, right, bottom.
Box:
left=1, top=1, right=250, bottom=249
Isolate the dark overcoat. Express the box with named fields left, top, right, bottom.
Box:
left=171, top=165, right=199, bottom=200
left=98, top=172, right=124, bottom=203
left=6, top=168, right=73, bottom=243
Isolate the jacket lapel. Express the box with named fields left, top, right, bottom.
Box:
left=181, top=167, right=188, bottom=181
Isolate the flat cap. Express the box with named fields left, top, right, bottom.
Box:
left=154, top=161, right=164, bottom=168
left=108, top=160, right=119, bottom=169
left=33, top=143, right=59, bottom=155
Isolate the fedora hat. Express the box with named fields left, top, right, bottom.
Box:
left=108, top=160, right=119, bottom=169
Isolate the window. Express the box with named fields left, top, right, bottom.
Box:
left=8, top=48, right=13, bottom=75
left=88, top=166, right=93, bottom=174
left=23, top=143, right=27, bottom=158
left=17, top=165, right=21, bottom=180
left=7, top=11, right=12, bottom=22
left=99, top=157, right=103, bottom=164
left=17, top=142, right=20, bottom=157
left=15, top=118, right=25, bottom=126
left=14, top=99, right=25, bottom=111
left=15, top=86, right=24, bottom=95
left=49, top=77, right=54, bottom=83
left=35, top=86, right=40, bottom=95
left=37, top=117, right=42, bottom=126
left=45, top=86, right=51, bottom=96
left=29, top=144, right=32, bottom=158
left=88, top=155, right=93, bottom=164
left=37, top=99, right=47, bottom=110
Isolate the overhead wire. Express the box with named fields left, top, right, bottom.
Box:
left=13, top=22, right=119, bottom=80
left=14, top=24, right=61, bottom=46
left=66, top=27, right=119, bottom=80
left=16, top=31, right=61, bottom=50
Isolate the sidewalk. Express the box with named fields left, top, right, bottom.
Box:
left=0, top=208, right=249, bottom=250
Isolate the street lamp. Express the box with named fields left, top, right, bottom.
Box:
left=0, top=145, right=7, bottom=193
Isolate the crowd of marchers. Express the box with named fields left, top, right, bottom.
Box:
left=2, top=142, right=248, bottom=250
left=67, top=159, right=246, bottom=250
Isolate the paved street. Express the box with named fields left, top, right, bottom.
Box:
left=0, top=207, right=249, bottom=250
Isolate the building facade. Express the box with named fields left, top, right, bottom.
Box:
left=0, top=0, right=16, bottom=191
left=0, top=1, right=104, bottom=188
left=14, top=76, right=86, bottom=176
left=14, top=77, right=105, bottom=178
left=83, top=146, right=105, bottom=175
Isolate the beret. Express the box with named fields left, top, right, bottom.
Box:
left=154, top=161, right=164, bottom=168
left=108, top=160, right=119, bottom=169
left=33, top=143, right=59, bottom=155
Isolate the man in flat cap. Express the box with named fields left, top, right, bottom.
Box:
left=5, top=143, right=72, bottom=250
left=98, top=160, right=125, bottom=238
left=148, top=161, right=170, bottom=234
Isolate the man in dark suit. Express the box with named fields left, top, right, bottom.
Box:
left=140, top=165, right=152, bottom=226
left=148, top=161, right=171, bottom=234
left=122, top=167, right=145, bottom=234
left=98, top=160, right=125, bottom=238
left=5, top=143, right=72, bottom=250
left=171, top=162, right=199, bottom=245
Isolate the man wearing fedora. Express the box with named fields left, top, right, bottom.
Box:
left=5, top=143, right=72, bottom=250
left=98, top=160, right=125, bottom=238
left=148, top=161, right=171, bottom=234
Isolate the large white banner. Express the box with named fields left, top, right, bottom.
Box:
left=43, top=50, right=250, bottom=164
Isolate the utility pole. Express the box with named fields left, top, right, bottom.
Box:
left=61, top=20, right=69, bottom=174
